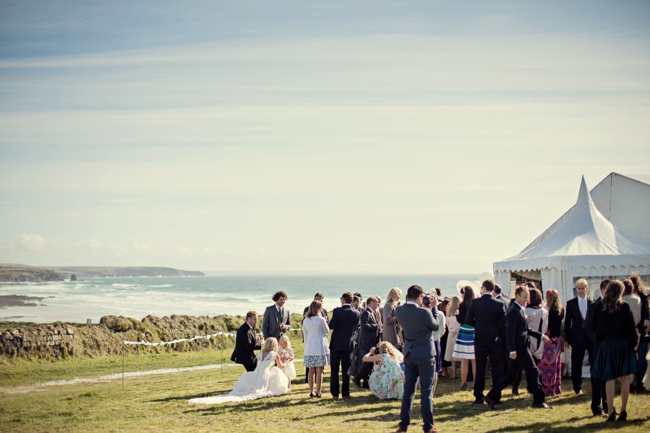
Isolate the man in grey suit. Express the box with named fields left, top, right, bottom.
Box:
left=395, top=285, right=441, bottom=433
left=262, top=291, right=291, bottom=340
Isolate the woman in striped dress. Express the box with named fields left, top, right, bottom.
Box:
left=452, top=286, right=476, bottom=391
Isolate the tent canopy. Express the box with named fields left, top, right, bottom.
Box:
left=493, top=175, right=650, bottom=302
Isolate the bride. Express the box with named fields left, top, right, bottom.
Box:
left=188, top=337, right=289, bottom=405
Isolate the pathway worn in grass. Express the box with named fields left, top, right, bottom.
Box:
left=1, top=342, right=649, bottom=432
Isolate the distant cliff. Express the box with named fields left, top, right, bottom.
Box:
left=0, top=265, right=204, bottom=282
left=52, top=266, right=205, bottom=278
left=0, top=267, right=66, bottom=283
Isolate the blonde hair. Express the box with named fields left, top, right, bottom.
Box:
left=279, top=335, right=292, bottom=349
left=262, top=337, right=278, bottom=352
left=575, top=278, right=588, bottom=289
left=386, top=287, right=402, bottom=304
left=447, top=296, right=461, bottom=318
left=376, top=341, right=400, bottom=360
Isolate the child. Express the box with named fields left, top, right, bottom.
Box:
left=278, top=335, right=297, bottom=386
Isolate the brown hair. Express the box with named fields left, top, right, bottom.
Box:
left=461, top=286, right=475, bottom=307
left=341, top=292, right=353, bottom=304
left=545, top=289, right=563, bottom=315
left=515, top=285, right=529, bottom=298
left=246, top=310, right=258, bottom=319
left=482, top=279, right=495, bottom=293
left=305, top=300, right=323, bottom=318
left=622, top=279, right=634, bottom=296
left=602, top=280, right=624, bottom=313
left=528, top=288, right=542, bottom=307
left=273, top=291, right=288, bottom=302
left=630, top=273, right=647, bottom=296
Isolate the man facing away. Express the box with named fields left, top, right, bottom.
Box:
left=262, top=290, right=291, bottom=340
left=395, top=285, right=441, bottom=433
left=231, top=310, right=262, bottom=372
left=565, top=278, right=594, bottom=396
left=484, top=285, right=551, bottom=410
left=329, top=292, right=361, bottom=399
left=465, top=279, right=506, bottom=405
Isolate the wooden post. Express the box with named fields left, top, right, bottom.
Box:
left=122, top=342, right=125, bottom=391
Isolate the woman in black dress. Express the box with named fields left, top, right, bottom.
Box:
left=591, top=280, right=638, bottom=422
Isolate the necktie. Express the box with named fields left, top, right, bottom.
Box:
left=579, top=299, right=586, bottom=320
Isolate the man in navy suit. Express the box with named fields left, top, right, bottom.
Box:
left=484, top=285, right=552, bottom=410
left=565, top=279, right=594, bottom=396
left=329, top=292, right=361, bottom=399
left=395, top=285, right=441, bottom=433
left=230, top=311, right=262, bottom=372
left=465, top=279, right=506, bottom=404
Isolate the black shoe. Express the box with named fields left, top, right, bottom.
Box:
left=531, top=402, right=552, bottom=409
left=511, top=387, right=519, bottom=396
left=484, top=396, right=496, bottom=410
left=353, top=379, right=362, bottom=388
left=591, top=406, right=605, bottom=417
left=472, top=399, right=484, bottom=405
left=606, top=412, right=616, bottom=422
left=617, top=410, right=627, bottom=422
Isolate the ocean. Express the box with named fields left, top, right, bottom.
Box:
left=0, top=274, right=474, bottom=324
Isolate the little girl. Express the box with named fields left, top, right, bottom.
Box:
left=278, top=335, right=297, bottom=386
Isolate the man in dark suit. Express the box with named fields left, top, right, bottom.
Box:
left=465, top=279, right=506, bottom=404
left=395, top=285, right=441, bottom=433
left=492, top=283, right=511, bottom=378
left=353, top=296, right=382, bottom=388
left=484, top=285, right=551, bottom=410
left=585, top=279, right=611, bottom=416
left=230, top=311, right=262, bottom=371
left=262, top=291, right=290, bottom=340
left=565, top=279, right=594, bottom=396
left=329, top=292, right=361, bottom=399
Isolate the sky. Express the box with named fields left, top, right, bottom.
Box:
left=1, top=1, right=649, bottom=274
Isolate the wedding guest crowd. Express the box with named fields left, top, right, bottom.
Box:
left=215, top=274, right=649, bottom=430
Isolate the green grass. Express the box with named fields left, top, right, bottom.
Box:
left=1, top=335, right=648, bottom=432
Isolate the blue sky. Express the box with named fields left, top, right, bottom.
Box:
left=1, top=1, right=649, bottom=273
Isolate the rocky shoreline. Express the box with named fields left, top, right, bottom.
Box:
left=0, top=295, right=46, bottom=309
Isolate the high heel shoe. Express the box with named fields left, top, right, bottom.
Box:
left=460, top=382, right=468, bottom=391
left=316, top=392, right=322, bottom=398
left=606, top=412, right=616, bottom=422
left=309, top=392, right=315, bottom=398
left=617, top=410, right=627, bottom=422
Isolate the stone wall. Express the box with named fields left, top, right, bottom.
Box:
left=0, top=314, right=243, bottom=361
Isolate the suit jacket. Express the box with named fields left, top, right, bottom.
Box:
left=465, top=293, right=506, bottom=347
left=565, top=297, right=593, bottom=346
left=495, top=294, right=509, bottom=312
left=329, top=304, right=361, bottom=352
left=230, top=322, right=261, bottom=365
left=506, top=302, right=543, bottom=354
left=357, top=307, right=380, bottom=352
left=262, top=304, right=290, bottom=340
left=395, top=303, right=439, bottom=359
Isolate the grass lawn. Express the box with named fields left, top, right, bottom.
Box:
left=1, top=336, right=649, bottom=432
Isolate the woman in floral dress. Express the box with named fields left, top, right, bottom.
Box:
left=362, top=341, right=404, bottom=400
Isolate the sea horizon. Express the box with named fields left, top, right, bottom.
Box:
left=0, top=273, right=480, bottom=324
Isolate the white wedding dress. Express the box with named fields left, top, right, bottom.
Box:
left=188, top=351, right=289, bottom=405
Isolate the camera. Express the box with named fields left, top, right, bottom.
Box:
left=422, top=295, right=431, bottom=305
